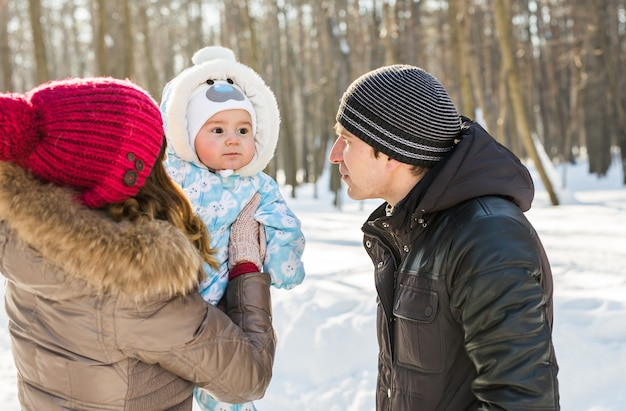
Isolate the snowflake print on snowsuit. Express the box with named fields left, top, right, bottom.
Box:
left=161, top=46, right=305, bottom=411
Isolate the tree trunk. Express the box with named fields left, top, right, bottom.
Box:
left=94, top=0, right=107, bottom=75
left=448, top=0, right=475, bottom=117
left=381, top=3, right=398, bottom=65
left=28, top=0, right=49, bottom=83
left=122, top=0, right=133, bottom=79
left=280, top=4, right=301, bottom=197
left=186, top=0, right=204, bottom=58
left=494, top=0, right=559, bottom=205
left=0, top=0, right=14, bottom=90
left=324, top=4, right=353, bottom=209
left=465, top=5, right=491, bottom=130
left=240, top=0, right=259, bottom=71
left=138, top=3, right=159, bottom=98
left=598, top=0, right=624, bottom=182
left=3, top=0, right=623, bottom=192
left=580, top=0, right=612, bottom=176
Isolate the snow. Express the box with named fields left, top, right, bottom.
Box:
left=1, top=158, right=625, bottom=411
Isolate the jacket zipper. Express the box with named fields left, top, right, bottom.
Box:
left=364, top=222, right=399, bottom=411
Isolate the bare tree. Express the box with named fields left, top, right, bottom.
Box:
left=578, top=0, right=612, bottom=176
left=122, top=0, right=134, bottom=79
left=27, top=0, right=49, bottom=83
left=324, top=1, right=355, bottom=208
left=94, top=0, right=107, bottom=75
left=0, top=0, right=14, bottom=90
left=136, top=2, right=159, bottom=97
left=4, top=0, right=624, bottom=194
left=494, top=0, right=559, bottom=205
left=273, top=2, right=299, bottom=197
left=448, top=0, right=475, bottom=117
left=597, top=0, right=626, bottom=181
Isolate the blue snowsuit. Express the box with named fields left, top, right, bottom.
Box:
left=160, top=46, right=305, bottom=411
left=165, top=152, right=305, bottom=305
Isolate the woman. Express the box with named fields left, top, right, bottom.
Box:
left=0, top=77, right=275, bottom=410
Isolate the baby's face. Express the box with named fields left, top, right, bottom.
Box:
left=194, top=109, right=255, bottom=171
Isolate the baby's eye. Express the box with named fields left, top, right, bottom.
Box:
left=237, top=127, right=251, bottom=135
left=211, top=127, right=224, bottom=134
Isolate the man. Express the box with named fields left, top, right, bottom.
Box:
left=329, top=65, right=560, bottom=410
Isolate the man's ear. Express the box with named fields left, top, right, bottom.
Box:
left=385, top=156, right=404, bottom=172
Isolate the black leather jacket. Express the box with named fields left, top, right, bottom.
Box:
left=364, top=119, right=560, bottom=410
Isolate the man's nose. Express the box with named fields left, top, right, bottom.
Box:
left=328, top=138, right=343, bottom=163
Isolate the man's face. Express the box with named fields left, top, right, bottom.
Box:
left=329, top=125, right=393, bottom=201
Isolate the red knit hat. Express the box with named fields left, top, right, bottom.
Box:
left=0, top=77, right=164, bottom=208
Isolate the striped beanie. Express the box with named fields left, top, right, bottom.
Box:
left=336, top=65, right=461, bottom=167
left=0, top=77, right=164, bottom=208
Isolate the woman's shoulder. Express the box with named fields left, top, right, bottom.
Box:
left=0, top=161, right=204, bottom=300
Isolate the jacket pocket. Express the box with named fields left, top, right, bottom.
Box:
left=393, top=283, right=444, bottom=372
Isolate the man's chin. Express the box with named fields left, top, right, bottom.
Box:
left=346, top=188, right=364, bottom=201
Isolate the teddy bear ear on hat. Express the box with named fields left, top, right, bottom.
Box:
left=191, top=46, right=236, bottom=65
left=160, top=46, right=280, bottom=177
left=0, top=95, right=40, bottom=164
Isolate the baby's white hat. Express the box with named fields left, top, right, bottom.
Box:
left=186, top=79, right=257, bottom=150
left=160, top=46, right=280, bottom=176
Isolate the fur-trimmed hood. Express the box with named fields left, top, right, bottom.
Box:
left=160, top=46, right=280, bottom=176
left=0, top=161, right=203, bottom=299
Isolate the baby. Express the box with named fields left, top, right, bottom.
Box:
left=160, top=46, right=306, bottom=411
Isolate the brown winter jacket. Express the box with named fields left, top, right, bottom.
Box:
left=366, top=119, right=559, bottom=410
left=0, top=161, right=276, bottom=410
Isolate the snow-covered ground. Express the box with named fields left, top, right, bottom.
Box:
left=2, top=159, right=625, bottom=411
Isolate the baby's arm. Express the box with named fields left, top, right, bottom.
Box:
left=254, top=176, right=306, bottom=289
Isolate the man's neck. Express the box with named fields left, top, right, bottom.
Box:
left=386, top=172, right=423, bottom=207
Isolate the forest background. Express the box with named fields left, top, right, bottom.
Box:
left=1, top=0, right=625, bottom=206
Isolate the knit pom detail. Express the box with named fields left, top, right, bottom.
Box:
left=0, top=95, right=39, bottom=163
left=2, top=77, right=164, bottom=209
left=191, top=46, right=236, bottom=65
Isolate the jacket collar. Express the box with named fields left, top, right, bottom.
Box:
left=0, top=162, right=203, bottom=300
left=366, top=118, right=534, bottom=239
left=393, top=118, right=534, bottom=228
left=419, top=118, right=534, bottom=213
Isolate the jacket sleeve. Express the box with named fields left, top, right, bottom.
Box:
left=449, top=209, right=559, bottom=410
left=255, top=175, right=306, bottom=289
left=117, top=272, right=276, bottom=404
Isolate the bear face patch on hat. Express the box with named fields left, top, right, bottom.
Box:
left=336, top=64, right=461, bottom=168
left=186, top=79, right=257, bottom=150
